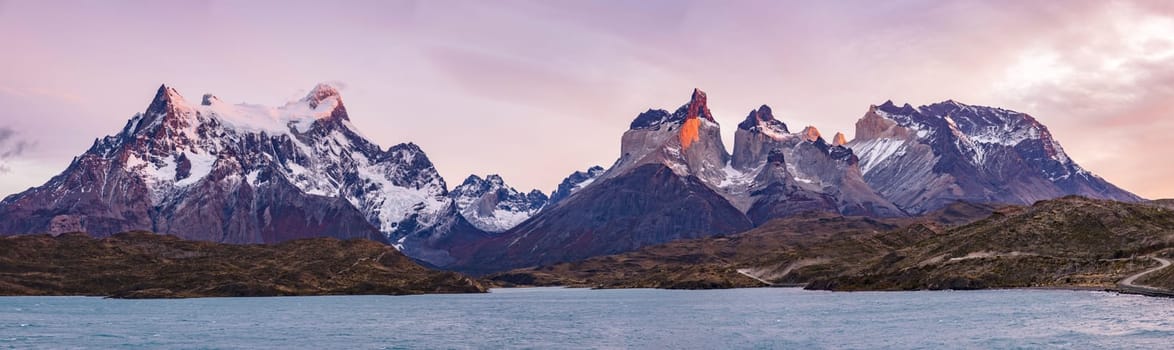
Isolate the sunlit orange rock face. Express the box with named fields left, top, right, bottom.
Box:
left=801, top=126, right=822, bottom=142
left=680, top=118, right=701, bottom=150
left=679, top=88, right=713, bottom=151
left=832, top=132, right=848, bottom=146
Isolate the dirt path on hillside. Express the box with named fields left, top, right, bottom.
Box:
left=1117, top=256, right=1173, bottom=297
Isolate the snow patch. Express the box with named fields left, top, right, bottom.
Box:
left=851, top=138, right=907, bottom=175
left=464, top=207, right=537, bottom=233
left=175, top=151, right=216, bottom=187
left=718, top=163, right=756, bottom=189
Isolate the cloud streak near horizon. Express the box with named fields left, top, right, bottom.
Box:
left=0, top=0, right=1172, bottom=198
left=0, top=127, right=35, bottom=174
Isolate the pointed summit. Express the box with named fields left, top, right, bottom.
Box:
left=485, top=174, right=506, bottom=187
left=832, top=132, right=848, bottom=146
left=146, top=84, right=188, bottom=115
left=875, top=100, right=918, bottom=115
left=738, top=104, right=789, bottom=133
left=301, top=83, right=348, bottom=121
left=304, top=83, right=342, bottom=109
left=629, top=88, right=718, bottom=130
left=685, top=88, right=715, bottom=122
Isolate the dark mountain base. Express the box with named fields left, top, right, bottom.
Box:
left=486, top=209, right=932, bottom=289
left=453, top=163, right=753, bottom=275
left=489, top=198, right=1174, bottom=295
left=0, top=232, right=486, bottom=298
left=808, top=197, right=1174, bottom=292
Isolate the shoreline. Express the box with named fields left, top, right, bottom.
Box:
left=5, top=284, right=1171, bottom=299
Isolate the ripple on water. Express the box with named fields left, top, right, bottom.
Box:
left=0, top=289, right=1173, bottom=349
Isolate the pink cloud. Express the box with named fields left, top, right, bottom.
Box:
left=1, top=0, right=1173, bottom=199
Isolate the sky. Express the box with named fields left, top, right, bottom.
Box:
left=1, top=0, right=1173, bottom=199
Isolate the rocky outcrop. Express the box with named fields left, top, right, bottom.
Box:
left=611, top=88, right=730, bottom=185
left=832, top=132, right=848, bottom=146
left=547, top=165, right=605, bottom=206
left=729, top=106, right=905, bottom=221
left=731, top=105, right=789, bottom=171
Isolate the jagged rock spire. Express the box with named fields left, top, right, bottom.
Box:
left=146, top=84, right=188, bottom=116
left=832, top=132, right=848, bottom=146
left=801, top=126, right=822, bottom=142
left=685, top=88, right=715, bottom=122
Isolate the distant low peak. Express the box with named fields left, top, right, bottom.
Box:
left=485, top=174, right=506, bottom=186
left=201, top=94, right=221, bottom=106
left=461, top=174, right=485, bottom=185
left=875, top=100, right=918, bottom=116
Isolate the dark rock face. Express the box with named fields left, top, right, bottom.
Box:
left=849, top=100, right=1142, bottom=214
left=547, top=165, right=605, bottom=206
left=629, top=109, right=674, bottom=130
left=736, top=105, right=788, bottom=133
left=744, top=157, right=841, bottom=225
left=449, top=164, right=753, bottom=274
left=628, top=88, right=716, bottom=131
left=731, top=105, right=790, bottom=170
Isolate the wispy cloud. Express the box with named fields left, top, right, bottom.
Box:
left=0, top=127, right=35, bottom=173
left=0, top=85, right=83, bottom=104
left=987, top=1, right=1174, bottom=198
left=1, top=0, right=1173, bottom=198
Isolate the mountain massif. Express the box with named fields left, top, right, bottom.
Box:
left=851, top=101, right=1140, bottom=213
left=0, top=84, right=545, bottom=267
left=0, top=84, right=1146, bottom=275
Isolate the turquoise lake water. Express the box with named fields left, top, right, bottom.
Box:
left=2, top=287, right=1172, bottom=349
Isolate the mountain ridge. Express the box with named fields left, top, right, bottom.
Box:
left=0, top=84, right=1146, bottom=274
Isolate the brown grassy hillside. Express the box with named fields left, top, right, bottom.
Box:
left=0, top=231, right=486, bottom=298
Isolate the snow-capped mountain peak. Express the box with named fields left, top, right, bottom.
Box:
left=147, top=84, right=189, bottom=113
left=303, top=83, right=343, bottom=110
left=848, top=99, right=1141, bottom=214
left=6, top=83, right=458, bottom=245
left=548, top=165, right=605, bottom=206
left=449, top=173, right=547, bottom=233
left=736, top=105, right=789, bottom=141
